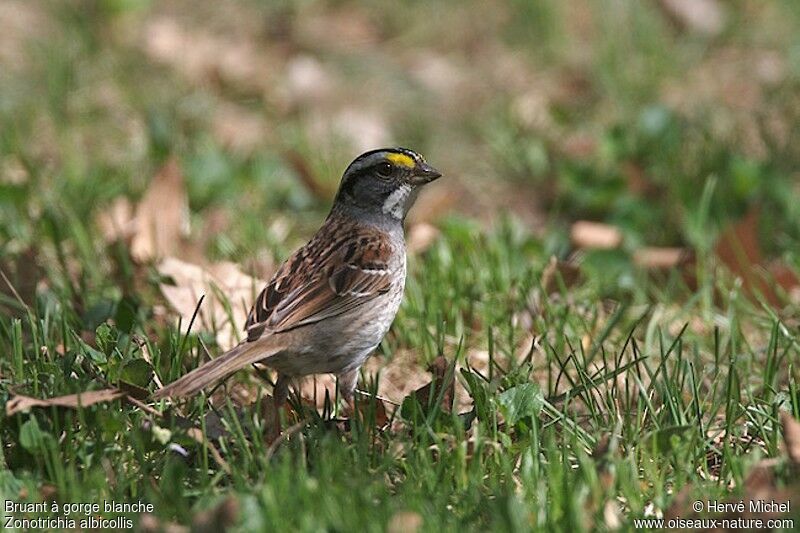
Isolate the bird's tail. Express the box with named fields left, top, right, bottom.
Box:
left=154, top=341, right=276, bottom=399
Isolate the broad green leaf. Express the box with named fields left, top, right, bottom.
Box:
left=498, top=383, right=543, bottom=426
left=120, top=358, right=154, bottom=387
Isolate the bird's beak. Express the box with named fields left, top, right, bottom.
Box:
left=410, top=162, right=442, bottom=185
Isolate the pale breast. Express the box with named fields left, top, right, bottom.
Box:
left=264, top=245, right=407, bottom=377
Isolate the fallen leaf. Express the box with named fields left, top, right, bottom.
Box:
left=570, top=221, right=622, bottom=250
left=329, top=108, right=391, bottom=154
left=212, top=103, right=269, bottom=155
left=1, top=156, right=29, bottom=185
left=39, top=484, right=57, bottom=501
left=768, top=262, right=800, bottom=304
left=142, top=17, right=275, bottom=96
left=560, top=132, right=597, bottom=160
left=658, top=0, right=725, bottom=36
left=541, top=255, right=582, bottom=294
left=409, top=356, right=455, bottom=415
left=409, top=53, right=466, bottom=99
left=131, top=158, right=190, bottom=262
left=716, top=207, right=762, bottom=267
left=633, top=247, right=689, bottom=269
left=0, top=247, right=41, bottom=308
left=138, top=513, right=184, bottom=533
left=0, top=1, right=50, bottom=70
left=6, top=389, right=125, bottom=416
left=96, top=196, right=135, bottom=243
left=140, top=498, right=236, bottom=533
left=387, top=511, right=422, bottom=533
left=293, top=6, right=378, bottom=54
left=367, top=350, right=431, bottom=408
left=158, top=257, right=268, bottom=350
left=621, top=162, right=655, bottom=197
left=280, top=55, right=336, bottom=108
left=353, top=393, right=388, bottom=429
left=190, top=497, right=238, bottom=533
left=664, top=485, right=695, bottom=521
left=715, top=207, right=800, bottom=306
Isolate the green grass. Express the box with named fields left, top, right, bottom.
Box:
left=2, top=0, right=800, bottom=531
left=3, top=217, right=800, bottom=530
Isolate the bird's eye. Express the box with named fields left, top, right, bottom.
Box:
left=375, top=162, right=393, bottom=178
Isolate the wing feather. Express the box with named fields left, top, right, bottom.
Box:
left=245, top=221, right=397, bottom=340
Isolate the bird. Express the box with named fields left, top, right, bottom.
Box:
left=154, top=147, right=441, bottom=414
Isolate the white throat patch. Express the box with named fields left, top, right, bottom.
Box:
left=382, top=184, right=412, bottom=219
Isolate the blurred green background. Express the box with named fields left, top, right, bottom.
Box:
left=3, top=0, right=800, bottom=269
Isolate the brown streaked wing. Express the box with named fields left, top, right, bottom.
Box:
left=245, top=222, right=396, bottom=340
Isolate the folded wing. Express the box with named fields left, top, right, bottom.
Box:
left=245, top=224, right=396, bottom=341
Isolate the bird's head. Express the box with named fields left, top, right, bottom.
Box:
left=333, top=147, right=441, bottom=221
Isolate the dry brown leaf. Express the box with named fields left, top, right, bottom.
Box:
left=190, top=497, right=238, bottom=533
left=6, top=389, right=125, bottom=416
left=142, top=18, right=274, bottom=95
left=658, top=0, right=725, bottom=36
left=560, top=132, right=597, bottom=160
left=781, top=412, right=800, bottom=465
left=768, top=262, right=800, bottom=304
left=409, top=53, right=467, bottom=101
left=212, top=103, right=269, bottom=155
left=331, top=108, right=391, bottom=154
left=602, top=500, right=622, bottom=530
left=570, top=221, right=622, bottom=250
left=1, top=156, right=29, bottom=185
left=387, top=511, right=423, bottom=533
left=664, top=484, right=695, bottom=521
left=716, top=207, right=762, bottom=268
left=96, top=196, right=135, bottom=243
left=158, top=257, right=267, bottom=350
left=541, top=255, right=582, bottom=294
left=411, top=356, right=455, bottom=414
left=293, top=7, right=378, bottom=53
left=0, top=1, right=51, bottom=70
left=361, top=351, right=432, bottom=409
left=138, top=513, right=187, bottom=533
left=131, top=158, right=190, bottom=262
left=140, top=497, right=236, bottom=533
left=349, top=392, right=388, bottom=429
left=280, top=55, right=336, bottom=107
left=0, top=247, right=41, bottom=307
left=633, top=247, right=688, bottom=269
left=621, top=161, right=656, bottom=197
left=715, top=207, right=800, bottom=306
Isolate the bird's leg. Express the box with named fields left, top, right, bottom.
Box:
left=336, top=369, right=359, bottom=418
left=273, top=373, right=290, bottom=408
left=264, top=373, right=290, bottom=442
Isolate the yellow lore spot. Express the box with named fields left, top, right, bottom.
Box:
left=386, top=153, right=415, bottom=169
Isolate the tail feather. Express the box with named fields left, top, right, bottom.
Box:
left=154, top=341, right=276, bottom=399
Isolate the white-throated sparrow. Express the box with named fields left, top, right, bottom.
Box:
left=155, top=147, right=441, bottom=409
